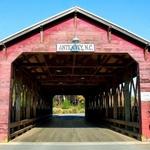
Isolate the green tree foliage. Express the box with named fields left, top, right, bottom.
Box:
left=53, top=95, right=85, bottom=114
left=76, top=95, right=85, bottom=104
left=62, top=99, right=71, bottom=109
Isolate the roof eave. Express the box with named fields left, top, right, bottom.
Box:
left=0, top=6, right=76, bottom=45
left=0, top=6, right=150, bottom=48
left=76, top=7, right=150, bottom=45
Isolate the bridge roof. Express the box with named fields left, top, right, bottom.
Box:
left=0, top=6, right=150, bottom=50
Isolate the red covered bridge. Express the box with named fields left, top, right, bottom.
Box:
left=0, top=7, right=150, bottom=142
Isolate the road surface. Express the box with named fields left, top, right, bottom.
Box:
left=11, top=114, right=137, bottom=142
left=1, top=114, right=150, bottom=150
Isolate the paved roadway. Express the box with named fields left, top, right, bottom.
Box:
left=1, top=114, right=150, bottom=150
left=11, top=114, right=137, bottom=142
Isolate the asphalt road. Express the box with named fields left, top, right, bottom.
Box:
left=11, top=114, right=136, bottom=142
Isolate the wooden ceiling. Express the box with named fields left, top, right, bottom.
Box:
left=14, top=53, right=136, bottom=94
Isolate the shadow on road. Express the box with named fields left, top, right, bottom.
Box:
left=37, top=114, right=105, bottom=128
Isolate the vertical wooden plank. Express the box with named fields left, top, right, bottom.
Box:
left=40, top=26, right=44, bottom=43
left=33, top=96, right=36, bottom=118
left=124, top=81, right=131, bottom=122
left=107, top=26, right=112, bottom=43
left=113, top=89, right=118, bottom=119
left=105, top=93, right=109, bottom=118
left=15, top=84, right=21, bottom=122
left=26, top=89, right=30, bottom=119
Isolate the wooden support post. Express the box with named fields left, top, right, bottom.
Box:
left=107, top=26, right=112, bottom=43
left=105, top=93, right=109, bottom=118
left=49, top=95, right=53, bottom=115
left=33, top=96, right=36, bottom=118
left=144, top=44, right=150, bottom=61
left=40, top=26, right=44, bottom=43
left=26, top=89, right=31, bottom=119
left=2, top=44, right=7, bottom=59
left=113, top=89, right=118, bottom=119
left=85, top=95, right=89, bottom=119
left=15, top=85, right=21, bottom=122
left=124, top=81, right=131, bottom=122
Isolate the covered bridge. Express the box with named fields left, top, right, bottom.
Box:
left=0, top=7, right=150, bottom=142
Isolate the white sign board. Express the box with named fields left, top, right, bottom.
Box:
left=141, top=92, right=150, bottom=101
left=56, top=44, right=94, bottom=52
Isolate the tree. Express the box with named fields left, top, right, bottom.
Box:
left=76, top=95, right=85, bottom=105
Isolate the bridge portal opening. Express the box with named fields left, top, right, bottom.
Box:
left=53, top=95, right=85, bottom=114
left=10, top=52, right=140, bottom=141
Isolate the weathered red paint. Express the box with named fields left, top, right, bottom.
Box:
left=0, top=12, right=150, bottom=142
left=141, top=102, right=150, bottom=140
left=0, top=62, right=11, bottom=142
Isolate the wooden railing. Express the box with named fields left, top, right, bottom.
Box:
left=9, top=115, right=51, bottom=139
left=10, top=118, right=36, bottom=139
left=106, top=119, right=140, bottom=139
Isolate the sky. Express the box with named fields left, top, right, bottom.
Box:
left=0, top=0, right=150, bottom=41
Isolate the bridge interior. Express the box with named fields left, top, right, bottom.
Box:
left=10, top=52, right=140, bottom=141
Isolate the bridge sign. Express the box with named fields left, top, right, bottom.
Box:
left=56, top=44, right=95, bottom=52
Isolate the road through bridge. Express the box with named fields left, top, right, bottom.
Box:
left=11, top=114, right=136, bottom=142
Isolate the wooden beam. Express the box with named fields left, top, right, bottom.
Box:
left=106, top=118, right=139, bottom=128
left=109, top=125, right=140, bottom=139
left=144, top=44, right=149, bottom=61
left=41, top=83, right=104, bottom=86
left=88, top=55, right=111, bottom=82
left=96, top=55, right=111, bottom=73
left=34, top=55, right=46, bottom=75
left=39, top=76, right=109, bottom=82
left=40, top=26, right=44, bottom=43
left=107, top=26, right=112, bottom=43
left=41, top=79, right=105, bottom=84
left=3, top=44, right=7, bottom=59
left=21, top=63, right=125, bottom=68
left=43, top=54, right=53, bottom=80
left=31, top=72, right=113, bottom=77
left=124, top=81, right=131, bottom=122
left=74, top=11, right=77, bottom=37
left=10, top=124, right=35, bottom=138
left=113, top=90, right=118, bottom=119
left=10, top=118, right=36, bottom=128
left=9, top=115, right=51, bottom=139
